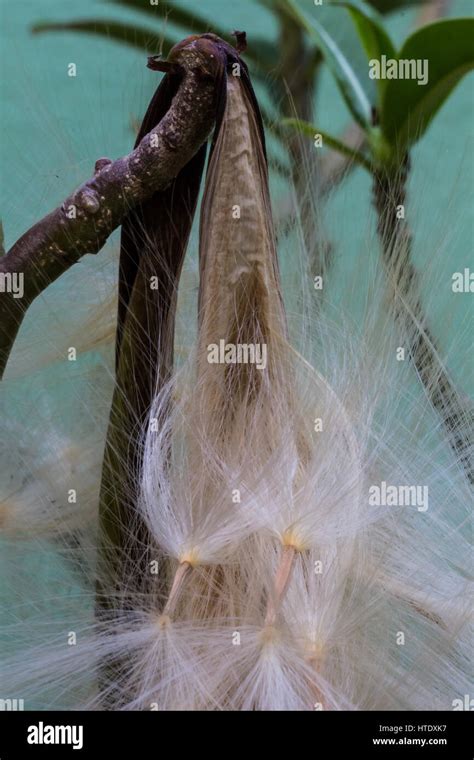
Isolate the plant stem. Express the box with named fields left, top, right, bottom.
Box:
left=373, top=158, right=473, bottom=485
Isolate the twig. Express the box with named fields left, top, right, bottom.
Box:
left=373, top=162, right=474, bottom=486
left=0, top=42, right=218, bottom=378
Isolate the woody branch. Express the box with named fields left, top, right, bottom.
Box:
left=0, top=42, right=218, bottom=377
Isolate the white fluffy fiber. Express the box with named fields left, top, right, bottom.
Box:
left=1, top=271, right=471, bottom=710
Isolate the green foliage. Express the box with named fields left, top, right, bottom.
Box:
left=381, top=18, right=474, bottom=150
left=277, top=0, right=372, bottom=127
left=32, top=19, right=173, bottom=54
left=259, top=0, right=427, bottom=15
left=109, top=0, right=225, bottom=34
left=286, top=5, right=474, bottom=166
left=110, top=0, right=278, bottom=74
left=367, top=0, right=430, bottom=11
left=334, top=1, right=396, bottom=101
left=32, top=10, right=276, bottom=84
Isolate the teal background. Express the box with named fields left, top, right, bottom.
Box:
left=0, top=0, right=472, bottom=708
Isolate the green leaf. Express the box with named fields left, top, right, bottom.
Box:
left=109, top=0, right=276, bottom=74
left=381, top=18, right=474, bottom=150
left=109, top=0, right=226, bottom=37
left=32, top=19, right=173, bottom=54
left=367, top=0, right=430, bottom=12
left=333, top=1, right=396, bottom=103
left=32, top=16, right=275, bottom=86
left=282, top=118, right=371, bottom=172
left=277, top=0, right=372, bottom=128
left=0, top=221, right=5, bottom=257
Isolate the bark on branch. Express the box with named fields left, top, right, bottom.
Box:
left=0, top=42, right=218, bottom=377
